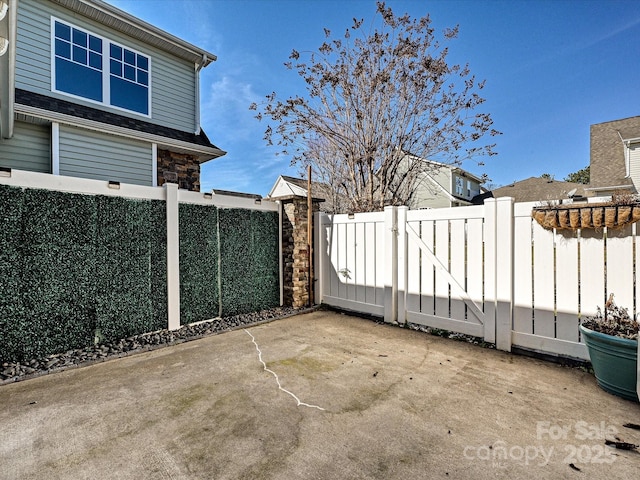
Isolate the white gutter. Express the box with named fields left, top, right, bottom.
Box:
left=585, top=184, right=635, bottom=192
left=15, top=103, right=226, bottom=160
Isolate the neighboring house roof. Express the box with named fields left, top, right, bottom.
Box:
left=268, top=175, right=348, bottom=211
left=268, top=175, right=330, bottom=200
left=268, top=175, right=310, bottom=198
left=589, top=116, right=640, bottom=192
left=15, top=89, right=225, bottom=161
left=483, top=177, right=591, bottom=203
left=211, top=189, right=262, bottom=200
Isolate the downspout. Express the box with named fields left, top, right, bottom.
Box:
left=194, top=54, right=207, bottom=135
left=617, top=130, right=631, bottom=178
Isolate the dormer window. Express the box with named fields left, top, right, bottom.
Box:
left=52, top=18, right=151, bottom=116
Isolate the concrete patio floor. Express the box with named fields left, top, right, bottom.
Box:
left=1, top=310, right=639, bottom=479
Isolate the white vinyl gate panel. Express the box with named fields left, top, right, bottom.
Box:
left=320, top=212, right=386, bottom=316
left=404, top=207, right=485, bottom=338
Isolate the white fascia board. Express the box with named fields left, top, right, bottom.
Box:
left=15, top=103, right=226, bottom=160
left=266, top=175, right=284, bottom=198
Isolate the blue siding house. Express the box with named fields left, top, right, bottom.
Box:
left=0, top=0, right=225, bottom=190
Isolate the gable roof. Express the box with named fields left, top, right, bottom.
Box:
left=50, top=0, right=217, bottom=66
left=268, top=175, right=310, bottom=198
left=15, top=89, right=225, bottom=161
left=268, top=175, right=329, bottom=201
left=486, top=177, right=591, bottom=203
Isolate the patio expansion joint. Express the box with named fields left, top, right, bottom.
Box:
left=244, top=329, right=325, bottom=411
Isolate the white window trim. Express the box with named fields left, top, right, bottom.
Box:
left=50, top=16, right=152, bottom=118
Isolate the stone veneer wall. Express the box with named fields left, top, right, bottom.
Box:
left=157, top=150, right=201, bottom=192
left=281, top=197, right=320, bottom=308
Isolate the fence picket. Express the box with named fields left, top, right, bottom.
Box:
left=420, top=220, right=435, bottom=316
left=606, top=225, right=634, bottom=313
left=406, top=220, right=422, bottom=314
left=466, top=218, right=484, bottom=315
left=580, top=229, right=606, bottom=318
left=532, top=223, right=555, bottom=338
left=450, top=219, right=466, bottom=321
left=555, top=230, right=580, bottom=342
left=513, top=215, right=534, bottom=334
left=435, top=220, right=450, bottom=318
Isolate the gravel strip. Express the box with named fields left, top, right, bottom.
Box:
left=1, top=306, right=309, bottom=386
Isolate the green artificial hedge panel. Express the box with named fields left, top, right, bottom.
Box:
left=0, top=185, right=26, bottom=362
left=218, top=208, right=253, bottom=316
left=149, top=200, right=168, bottom=331
left=218, top=208, right=280, bottom=316
left=19, top=189, right=98, bottom=359
left=249, top=210, right=280, bottom=312
left=179, top=203, right=219, bottom=324
left=95, top=196, right=167, bottom=343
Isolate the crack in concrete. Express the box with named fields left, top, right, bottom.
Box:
left=244, top=330, right=325, bottom=411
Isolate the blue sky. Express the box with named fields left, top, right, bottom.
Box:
left=107, top=0, right=640, bottom=195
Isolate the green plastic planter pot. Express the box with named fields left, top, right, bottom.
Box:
left=580, top=325, right=638, bottom=402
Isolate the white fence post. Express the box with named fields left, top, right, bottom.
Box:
left=397, top=206, right=408, bottom=325
left=483, top=199, right=497, bottom=344
left=384, top=206, right=398, bottom=324
left=165, top=183, right=180, bottom=330
left=495, top=197, right=514, bottom=352
left=315, top=211, right=325, bottom=305
left=279, top=200, right=284, bottom=306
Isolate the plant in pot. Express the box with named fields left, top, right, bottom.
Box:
left=580, top=295, right=639, bottom=402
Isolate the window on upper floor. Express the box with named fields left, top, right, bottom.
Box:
left=455, top=177, right=464, bottom=196
left=52, top=18, right=151, bottom=116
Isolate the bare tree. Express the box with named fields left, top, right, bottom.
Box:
left=251, top=2, right=500, bottom=212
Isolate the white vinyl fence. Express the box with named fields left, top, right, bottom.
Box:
left=316, top=198, right=640, bottom=362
